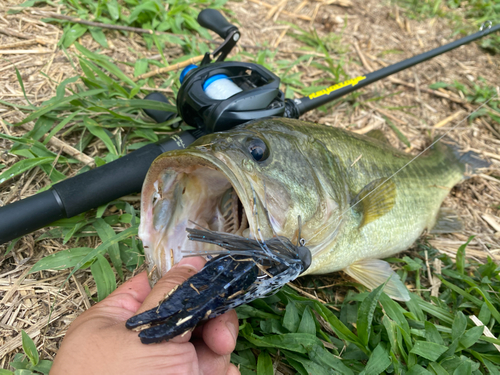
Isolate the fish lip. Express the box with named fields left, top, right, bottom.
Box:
left=140, top=148, right=267, bottom=283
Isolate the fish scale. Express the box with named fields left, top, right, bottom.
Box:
left=138, top=117, right=486, bottom=313
left=307, top=128, right=464, bottom=275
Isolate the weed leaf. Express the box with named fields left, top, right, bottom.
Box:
left=91, top=254, right=117, bottom=301
left=21, top=330, right=39, bottom=366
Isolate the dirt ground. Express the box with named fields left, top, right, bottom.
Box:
left=0, top=0, right=499, bottom=368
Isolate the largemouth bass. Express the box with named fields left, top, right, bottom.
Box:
left=138, top=117, right=484, bottom=303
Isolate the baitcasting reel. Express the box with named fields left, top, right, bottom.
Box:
left=177, top=61, right=286, bottom=132
left=144, top=8, right=293, bottom=133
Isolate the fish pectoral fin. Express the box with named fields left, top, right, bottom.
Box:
left=429, top=207, right=463, bottom=234
left=344, top=259, right=410, bottom=301
left=352, top=178, right=396, bottom=228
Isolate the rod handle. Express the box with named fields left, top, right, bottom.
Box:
left=0, top=190, right=64, bottom=244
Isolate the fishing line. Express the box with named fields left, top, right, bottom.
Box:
left=340, top=93, right=498, bottom=221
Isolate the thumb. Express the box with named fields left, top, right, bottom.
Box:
left=135, top=256, right=206, bottom=315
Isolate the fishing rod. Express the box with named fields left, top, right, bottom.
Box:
left=0, top=10, right=499, bottom=245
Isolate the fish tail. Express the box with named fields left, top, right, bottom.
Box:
left=436, top=137, right=490, bottom=179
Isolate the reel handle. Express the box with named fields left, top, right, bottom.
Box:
left=197, top=9, right=238, bottom=39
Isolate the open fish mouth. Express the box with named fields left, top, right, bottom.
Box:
left=139, top=150, right=261, bottom=286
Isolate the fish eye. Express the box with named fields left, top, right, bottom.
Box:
left=245, top=137, right=269, bottom=162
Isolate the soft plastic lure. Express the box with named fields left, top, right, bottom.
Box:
left=126, top=227, right=311, bottom=344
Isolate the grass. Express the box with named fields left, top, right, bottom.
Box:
left=393, top=0, right=500, bottom=54
left=1, top=1, right=500, bottom=374
left=231, top=241, right=500, bottom=374
left=4, top=240, right=500, bottom=374
left=0, top=44, right=181, bottom=300
left=1, top=332, right=52, bottom=374
left=429, top=79, right=500, bottom=125
left=9, top=0, right=227, bottom=52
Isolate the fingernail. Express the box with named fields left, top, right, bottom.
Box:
left=226, top=321, right=238, bottom=344
left=176, top=258, right=197, bottom=270
left=177, top=256, right=205, bottom=272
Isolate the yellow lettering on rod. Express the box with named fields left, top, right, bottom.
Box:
left=308, top=76, right=367, bottom=100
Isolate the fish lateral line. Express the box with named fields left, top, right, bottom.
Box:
left=340, top=94, right=497, bottom=224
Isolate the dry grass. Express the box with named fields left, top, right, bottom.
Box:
left=0, top=0, right=499, bottom=368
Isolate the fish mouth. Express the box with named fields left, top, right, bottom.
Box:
left=139, top=150, right=260, bottom=285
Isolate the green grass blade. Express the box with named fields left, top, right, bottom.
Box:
left=470, top=286, right=500, bottom=323
left=482, top=358, right=500, bottom=375
left=452, top=312, right=468, bottom=341
left=459, top=326, right=484, bottom=349
left=415, top=298, right=454, bottom=325
left=62, top=24, right=88, bottom=47
left=0, top=157, right=54, bottom=184
left=425, top=321, right=444, bottom=345
left=297, top=306, right=316, bottom=335
left=44, top=111, right=81, bottom=144
left=456, top=236, right=474, bottom=275
left=15, top=88, right=107, bottom=126
left=29, top=247, right=95, bottom=273
left=21, top=330, right=39, bottom=366
left=360, top=343, right=391, bottom=375
left=242, top=332, right=323, bottom=354
left=74, top=43, right=137, bottom=87
left=383, top=116, right=411, bottom=147
left=15, top=67, right=34, bottom=109
left=93, top=218, right=123, bottom=280
left=282, top=349, right=331, bottom=375
left=83, top=117, right=118, bottom=155
left=91, top=253, right=117, bottom=301
left=313, top=302, right=367, bottom=353
left=31, top=360, right=52, bottom=375
left=439, top=277, right=484, bottom=307
left=357, top=282, right=385, bottom=348
left=308, top=344, right=354, bottom=375
left=256, top=351, right=273, bottom=375
left=283, top=300, right=300, bottom=333
left=409, top=341, right=448, bottom=362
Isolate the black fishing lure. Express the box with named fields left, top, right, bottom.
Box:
left=126, top=227, right=311, bottom=344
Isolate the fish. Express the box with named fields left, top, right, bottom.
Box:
left=129, top=117, right=487, bottom=343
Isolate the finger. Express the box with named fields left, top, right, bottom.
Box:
left=66, top=273, right=152, bottom=330
left=88, top=271, right=151, bottom=318
left=177, top=255, right=206, bottom=270
left=202, top=310, right=239, bottom=356
left=109, top=271, right=151, bottom=304
left=193, top=339, right=230, bottom=375
left=227, top=364, right=241, bottom=375
left=135, top=256, right=206, bottom=314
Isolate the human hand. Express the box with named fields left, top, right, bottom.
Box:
left=51, top=257, right=240, bottom=375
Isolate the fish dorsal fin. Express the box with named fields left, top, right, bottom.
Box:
left=352, top=178, right=396, bottom=228
left=429, top=207, right=463, bottom=234
left=345, top=259, right=410, bottom=301
left=365, top=129, right=390, bottom=144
